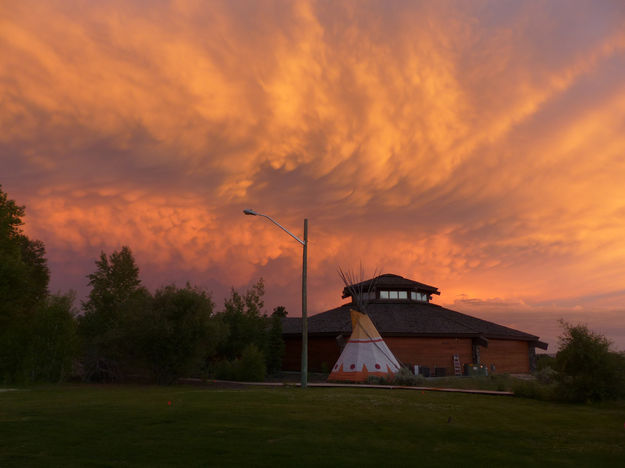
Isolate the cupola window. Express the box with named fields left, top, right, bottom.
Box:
left=379, top=290, right=409, bottom=300
left=410, top=291, right=428, bottom=302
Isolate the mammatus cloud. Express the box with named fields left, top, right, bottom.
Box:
left=2, top=0, right=625, bottom=349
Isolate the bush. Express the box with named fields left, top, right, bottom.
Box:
left=555, top=321, right=625, bottom=402
left=392, top=366, right=425, bottom=386
left=512, top=380, right=556, bottom=401
left=237, top=345, right=266, bottom=381
left=214, top=344, right=266, bottom=382
left=364, top=368, right=426, bottom=386
left=536, top=354, right=556, bottom=371
left=365, top=375, right=391, bottom=385
left=534, top=366, right=557, bottom=385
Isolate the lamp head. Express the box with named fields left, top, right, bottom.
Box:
left=243, top=209, right=258, bottom=216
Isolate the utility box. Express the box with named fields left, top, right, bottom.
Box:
left=464, top=363, right=488, bottom=376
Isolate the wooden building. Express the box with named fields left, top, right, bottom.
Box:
left=282, top=274, right=548, bottom=375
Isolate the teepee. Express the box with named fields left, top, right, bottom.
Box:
left=328, top=308, right=401, bottom=382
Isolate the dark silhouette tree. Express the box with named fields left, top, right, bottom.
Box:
left=0, top=185, right=49, bottom=324
left=266, top=308, right=286, bottom=373
left=139, top=284, right=220, bottom=384
left=216, top=278, right=268, bottom=360
left=555, top=320, right=625, bottom=402
left=79, top=246, right=150, bottom=382
left=0, top=186, right=52, bottom=383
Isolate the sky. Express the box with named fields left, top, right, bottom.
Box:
left=2, top=0, right=625, bottom=351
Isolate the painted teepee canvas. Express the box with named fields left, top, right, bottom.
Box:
left=328, top=309, right=401, bottom=382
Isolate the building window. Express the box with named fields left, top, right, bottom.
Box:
left=380, top=291, right=421, bottom=301
left=410, top=291, right=428, bottom=302
left=379, top=290, right=410, bottom=300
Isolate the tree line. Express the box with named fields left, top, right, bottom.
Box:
left=1, top=186, right=284, bottom=384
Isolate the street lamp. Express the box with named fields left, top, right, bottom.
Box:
left=243, top=209, right=308, bottom=388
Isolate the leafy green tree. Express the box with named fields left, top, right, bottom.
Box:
left=82, top=246, right=143, bottom=316
left=0, top=185, right=49, bottom=325
left=555, top=320, right=625, bottom=402
left=271, top=305, right=287, bottom=318
left=79, top=246, right=150, bottom=382
left=0, top=186, right=51, bottom=383
left=216, top=278, right=268, bottom=360
left=139, top=284, right=221, bottom=384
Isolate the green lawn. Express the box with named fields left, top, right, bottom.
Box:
left=1, top=384, right=624, bottom=467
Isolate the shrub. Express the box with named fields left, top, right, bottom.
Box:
left=555, top=321, right=625, bottom=402
left=536, top=354, right=556, bottom=371
left=534, top=366, right=557, bottom=385
left=213, top=359, right=235, bottom=380
left=235, top=344, right=266, bottom=381
left=392, top=367, right=425, bottom=386
left=365, top=375, right=391, bottom=385
left=512, top=380, right=556, bottom=401
left=214, top=344, right=267, bottom=382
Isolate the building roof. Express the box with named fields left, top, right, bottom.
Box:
left=283, top=301, right=548, bottom=349
left=342, top=273, right=440, bottom=298
left=284, top=274, right=547, bottom=349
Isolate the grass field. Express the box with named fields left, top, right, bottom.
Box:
left=1, top=384, right=624, bottom=467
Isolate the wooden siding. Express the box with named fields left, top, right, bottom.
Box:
left=283, top=336, right=341, bottom=373
left=384, top=337, right=473, bottom=376
left=480, top=339, right=530, bottom=373
left=282, top=336, right=530, bottom=375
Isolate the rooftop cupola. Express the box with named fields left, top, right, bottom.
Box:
left=342, top=273, right=440, bottom=304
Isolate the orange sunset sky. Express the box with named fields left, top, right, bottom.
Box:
left=2, top=0, right=625, bottom=350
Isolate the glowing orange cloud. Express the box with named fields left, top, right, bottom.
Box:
left=2, top=0, right=625, bottom=349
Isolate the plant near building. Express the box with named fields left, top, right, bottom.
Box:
left=555, top=320, right=625, bottom=402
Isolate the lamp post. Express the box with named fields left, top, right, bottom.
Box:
left=243, top=209, right=308, bottom=388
